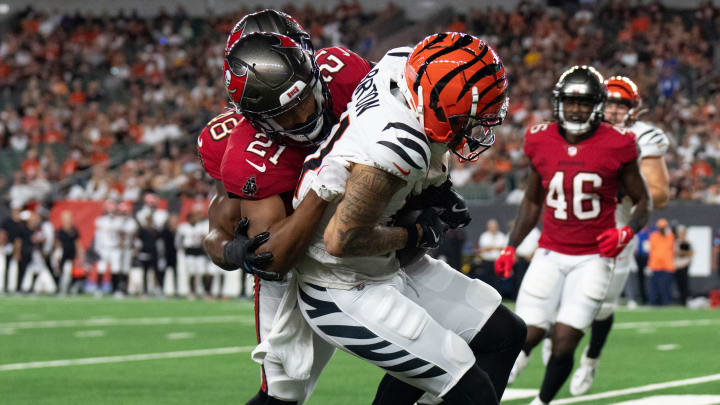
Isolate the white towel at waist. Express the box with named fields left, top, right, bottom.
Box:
left=251, top=272, right=314, bottom=380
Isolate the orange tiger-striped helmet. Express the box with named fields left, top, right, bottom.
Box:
left=604, top=76, right=641, bottom=126
left=402, top=32, right=508, bottom=161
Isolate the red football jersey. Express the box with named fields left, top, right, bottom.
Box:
left=197, top=110, right=243, bottom=180
left=524, top=122, right=638, bottom=255
left=315, top=46, right=373, bottom=119
left=220, top=47, right=372, bottom=206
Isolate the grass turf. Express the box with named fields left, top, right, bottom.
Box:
left=0, top=296, right=718, bottom=404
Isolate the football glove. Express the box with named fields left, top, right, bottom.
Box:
left=223, top=218, right=280, bottom=281
left=494, top=246, right=516, bottom=278
left=403, top=208, right=448, bottom=250
left=596, top=225, right=634, bottom=258
left=404, top=180, right=471, bottom=229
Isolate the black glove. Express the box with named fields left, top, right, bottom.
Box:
left=223, top=218, right=280, bottom=281
left=404, top=179, right=471, bottom=229
left=404, top=208, right=448, bottom=250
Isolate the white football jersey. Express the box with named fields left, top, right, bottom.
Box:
left=94, top=215, right=120, bottom=249
left=118, top=216, right=138, bottom=249
left=293, top=47, right=450, bottom=289
left=177, top=220, right=207, bottom=249
left=616, top=121, right=670, bottom=226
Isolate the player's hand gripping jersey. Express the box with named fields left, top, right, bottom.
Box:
left=220, top=47, right=372, bottom=207
left=293, top=48, right=451, bottom=289
left=197, top=110, right=243, bottom=180
left=524, top=122, right=638, bottom=255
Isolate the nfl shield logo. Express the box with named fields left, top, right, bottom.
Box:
left=568, top=146, right=578, bottom=156
left=242, top=176, right=257, bottom=197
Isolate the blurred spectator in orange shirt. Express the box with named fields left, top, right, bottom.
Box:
left=648, top=218, right=675, bottom=306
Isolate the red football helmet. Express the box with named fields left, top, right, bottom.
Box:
left=401, top=32, right=508, bottom=161
left=604, top=76, right=641, bottom=126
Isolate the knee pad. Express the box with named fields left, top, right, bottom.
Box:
left=595, top=302, right=615, bottom=321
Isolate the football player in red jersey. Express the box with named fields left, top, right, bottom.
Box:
left=198, top=10, right=316, bottom=275
left=215, top=26, right=375, bottom=405
left=494, top=66, right=650, bottom=405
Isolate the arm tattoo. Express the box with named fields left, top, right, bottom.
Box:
left=330, top=165, right=407, bottom=256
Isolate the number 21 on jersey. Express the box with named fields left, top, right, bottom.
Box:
left=546, top=171, right=602, bottom=220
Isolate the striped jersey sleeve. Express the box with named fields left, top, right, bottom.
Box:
left=630, top=121, right=670, bottom=158
left=361, top=120, right=431, bottom=182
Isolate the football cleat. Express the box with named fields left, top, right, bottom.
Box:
left=570, top=347, right=599, bottom=396
left=508, top=350, right=530, bottom=385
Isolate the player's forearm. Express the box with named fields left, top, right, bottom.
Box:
left=324, top=163, right=406, bottom=258
left=203, top=229, right=236, bottom=270
left=640, top=157, right=670, bottom=209
left=648, top=183, right=669, bottom=209
left=325, top=222, right=407, bottom=257
left=255, top=192, right=329, bottom=274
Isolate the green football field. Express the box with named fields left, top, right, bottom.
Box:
left=1, top=296, right=719, bottom=404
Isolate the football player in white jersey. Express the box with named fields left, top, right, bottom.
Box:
left=568, top=75, right=670, bottom=396
left=94, top=201, right=121, bottom=294
left=290, top=33, right=526, bottom=404
left=177, top=208, right=209, bottom=298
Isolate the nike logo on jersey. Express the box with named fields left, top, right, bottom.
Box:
left=246, top=159, right=266, bottom=173
left=197, top=136, right=203, bottom=147
left=450, top=203, right=467, bottom=213
left=393, top=162, right=410, bottom=176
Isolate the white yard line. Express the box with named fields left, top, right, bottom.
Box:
left=0, top=346, right=255, bottom=371
left=552, top=374, right=720, bottom=404
left=2, top=316, right=716, bottom=331
left=613, top=319, right=720, bottom=329
left=0, top=315, right=254, bottom=329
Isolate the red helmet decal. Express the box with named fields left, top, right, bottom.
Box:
left=224, top=60, right=248, bottom=104
left=271, top=33, right=300, bottom=48
left=225, top=27, right=244, bottom=58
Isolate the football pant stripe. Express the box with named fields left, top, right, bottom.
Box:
left=318, top=324, right=379, bottom=339
left=387, top=51, right=410, bottom=57
left=377, top=141, right=423, bottom=170
left=345, top=341, right=411, bottom=362
left=298, top=287, right=450, bottom=380
left=410, top=366, right=447, bottom=379
left=298, top=287, right=342, bottom=319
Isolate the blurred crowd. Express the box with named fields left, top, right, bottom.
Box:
left=1, top=0, right=720, bottom=211
left=0, top=193, right=250, bottom=298
left=446, top=0, right=720, bottom=204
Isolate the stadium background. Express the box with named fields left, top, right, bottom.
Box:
left=1, top=0, right=720, bottom=403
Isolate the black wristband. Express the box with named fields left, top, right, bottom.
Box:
left=404, top=224, right=419, bottom=248
left=222, top=240, right=243, bottom=270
